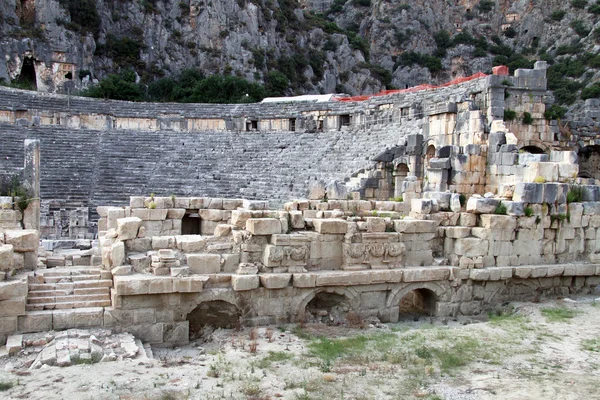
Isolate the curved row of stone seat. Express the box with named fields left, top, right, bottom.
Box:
left=0, top=78, right=488, bottom=120
left=0, top=121, right=405, bottom=208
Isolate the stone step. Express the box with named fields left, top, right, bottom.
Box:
left=42, top=274, right=102, bottom=283
left=73, top=287, right=110, bottom=295
left=29, top=279, right=113, bottom=291
left=25, top=299, right=111, bottom=311
left=27, top=289, right=72, bottom=297
left=37, top=267, right=103, bottom=277
left=27, top=294, right=109, bottom=305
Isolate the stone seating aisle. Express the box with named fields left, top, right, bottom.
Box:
left=26, top=267, right=112, bottom=311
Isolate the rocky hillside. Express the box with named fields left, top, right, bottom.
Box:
left=0, top=0, right=599, bottom=106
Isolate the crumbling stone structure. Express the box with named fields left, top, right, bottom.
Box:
left=1, top=64, right=600, bottom=347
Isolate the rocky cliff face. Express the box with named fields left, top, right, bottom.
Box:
left=0, top=0, right=598, bottom=106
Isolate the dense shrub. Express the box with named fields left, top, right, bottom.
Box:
left=477, top=0, right=494, bottom=13
left=504, top=109, right=517, bottom=121
left=544, top=104, right=567, bottom=120
left=85, top=69, right=273, bottom=103
left=582, top=83, right=600, bottom=100
left=571, top=20, right=591, bottom=36
left=550, top=10, right=566, bottom=21
left=571, top=0, right=587, bottom=8
left=57, top=0, right=101, bottom=37
left=522, top=112, right=533, bottom=125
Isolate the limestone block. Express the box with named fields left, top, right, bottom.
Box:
left=0, top=298, right=25, bottom=317
left=394, top=219, right=437, bottom=233
left=0, top=210, right=17, bottom=224
left=365, top=217, right=386, bottom=233
left=199, top=209, right=224, bottom=221
left=116, top=217, right=142, bottom=240
left=523, top=162, right=559, bottom=183
left=187, top=254, right=221, bottom=274
left=129, top=253, right=151, bottom=273
left=223, top=199, right=243, bottom=210
left=450, top=194, right=461, bottom=212
left=12, top=252, right=24, bottom=270
left=148, top=209, right=168, bottom=221
left=53, top=307, right=104, bottom=330
left=173, top=276, right=208, bottom=292
left=402, top=267, right=450, bottom=282
left=480, top=215, right=517, bottom=231
left=246, top=218, right=282, bottom=235
left=424, top=192, right=452, bottom=211
left=231, top=274, right=260, bottom=291
left=110, top=241, right=125, bottom=267
left=176, top=235, right=206, bottom=252
left=312, top=219, right=347, bottom=234
left=125, top=238, right=152, bottom=253
left=130, top=196, right=145, bottom=208
left=111, top=265, right=132, bottom=276
left=470, top=269, right=490, bottom=281
left=558, top=163, right=578, bottom=181
left=220, top=254, right=240, bottom=273
left=214, top=224, right=232, bottom=237
left=454, top=238, right=489, bottom=257
left=18, top=311, right=52, bottom=333
left=514, top=267, right=532, bottom=279
left=513, top=183, right=544, bottom=203
left=107, top=208, right=125, bottom=227
left=411, top=199, right=434, bottom=214
left=131, top=209, right=149, bottom=220
left=315, top=271, right=372, bottom=286
left=4, top=230, right=38, bottom=252
left=289, top=211, right=305, bottom=229
left=242, top=200, right=269, bottom=210
left=445, top=227, right=471, bottom=239
left=466, top=197, right=500, bottom=214
left=259, top=273, right=292, bottom=289
left=149, top=277, right=173, bottom=294
left=293, top=273, right=317, bottom=287
left=459, top=213, right=477, bottom=227
left=114, top=275, right=152, bottom=295
left=0, top=244, right=14, bottom=271
left=0, top=197, right=12, bottom=209
left=152, top=236, right=176, bottom=249
left=231, top=210, right=251, bottom=229
left=166, top=209, right=186, bottom=219
left=370, top=269, right=403, bottom=283
left=6, top=334, right=22, bottom=355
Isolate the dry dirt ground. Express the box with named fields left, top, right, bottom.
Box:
left=1, top=295, right=600, bottom=400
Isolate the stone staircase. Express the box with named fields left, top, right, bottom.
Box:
left=26, top=267, right=112, bottom=311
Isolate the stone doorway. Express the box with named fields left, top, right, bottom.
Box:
left=306, top=292, right=350, bottom=324
left=398, top=288, right=437, bottom=320
left=578, top=145, right=600, bottom=180
left=181, top=213, right=200, bottom=235
left=187, top=301, right=241, bottom=340
left=16, top=57, right=37, bottom=90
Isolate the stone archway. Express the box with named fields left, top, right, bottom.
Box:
left=183, top=288, right=253, bottom=339
left=397, top=288, right=437, bottom=320
left=295, top=287, right=360, bottom=322
left=385, top=282, right=447, bottom=322
left=187, top=300, right=241, bottom=340
left=577, top=145, right=600, bottom=180
left=521, top=145, right=546, bottom=154
left=394, top=163, right=409, bottom=198
left=426, top=144, right=436, bottom=166
left=16, top=57, right=37, bottom=90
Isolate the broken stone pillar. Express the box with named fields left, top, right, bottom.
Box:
left=22, top=139, right=40, bottom=232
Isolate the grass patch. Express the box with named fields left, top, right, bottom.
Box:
left=582, top=337, right=600, bottom=352
left=541, top=306, right=579, bottom=322
left=257, top=351, right=294, bottom=369
left=0, top=380, right=14, bottom=391
left=308, top=335, right=370, bottom=363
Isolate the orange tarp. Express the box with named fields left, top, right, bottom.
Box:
left=334, top=71, right=488, bottom=103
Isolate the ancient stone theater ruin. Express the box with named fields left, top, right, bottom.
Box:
left=1, top=62, right=600, bottom=349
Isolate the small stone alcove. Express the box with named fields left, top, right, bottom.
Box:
left=187, top=301, right=241, bottom=340
left=398, top=288, right=437, bottom=320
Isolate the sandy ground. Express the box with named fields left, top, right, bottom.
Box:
left=1, top=295, right=600, bottom=400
